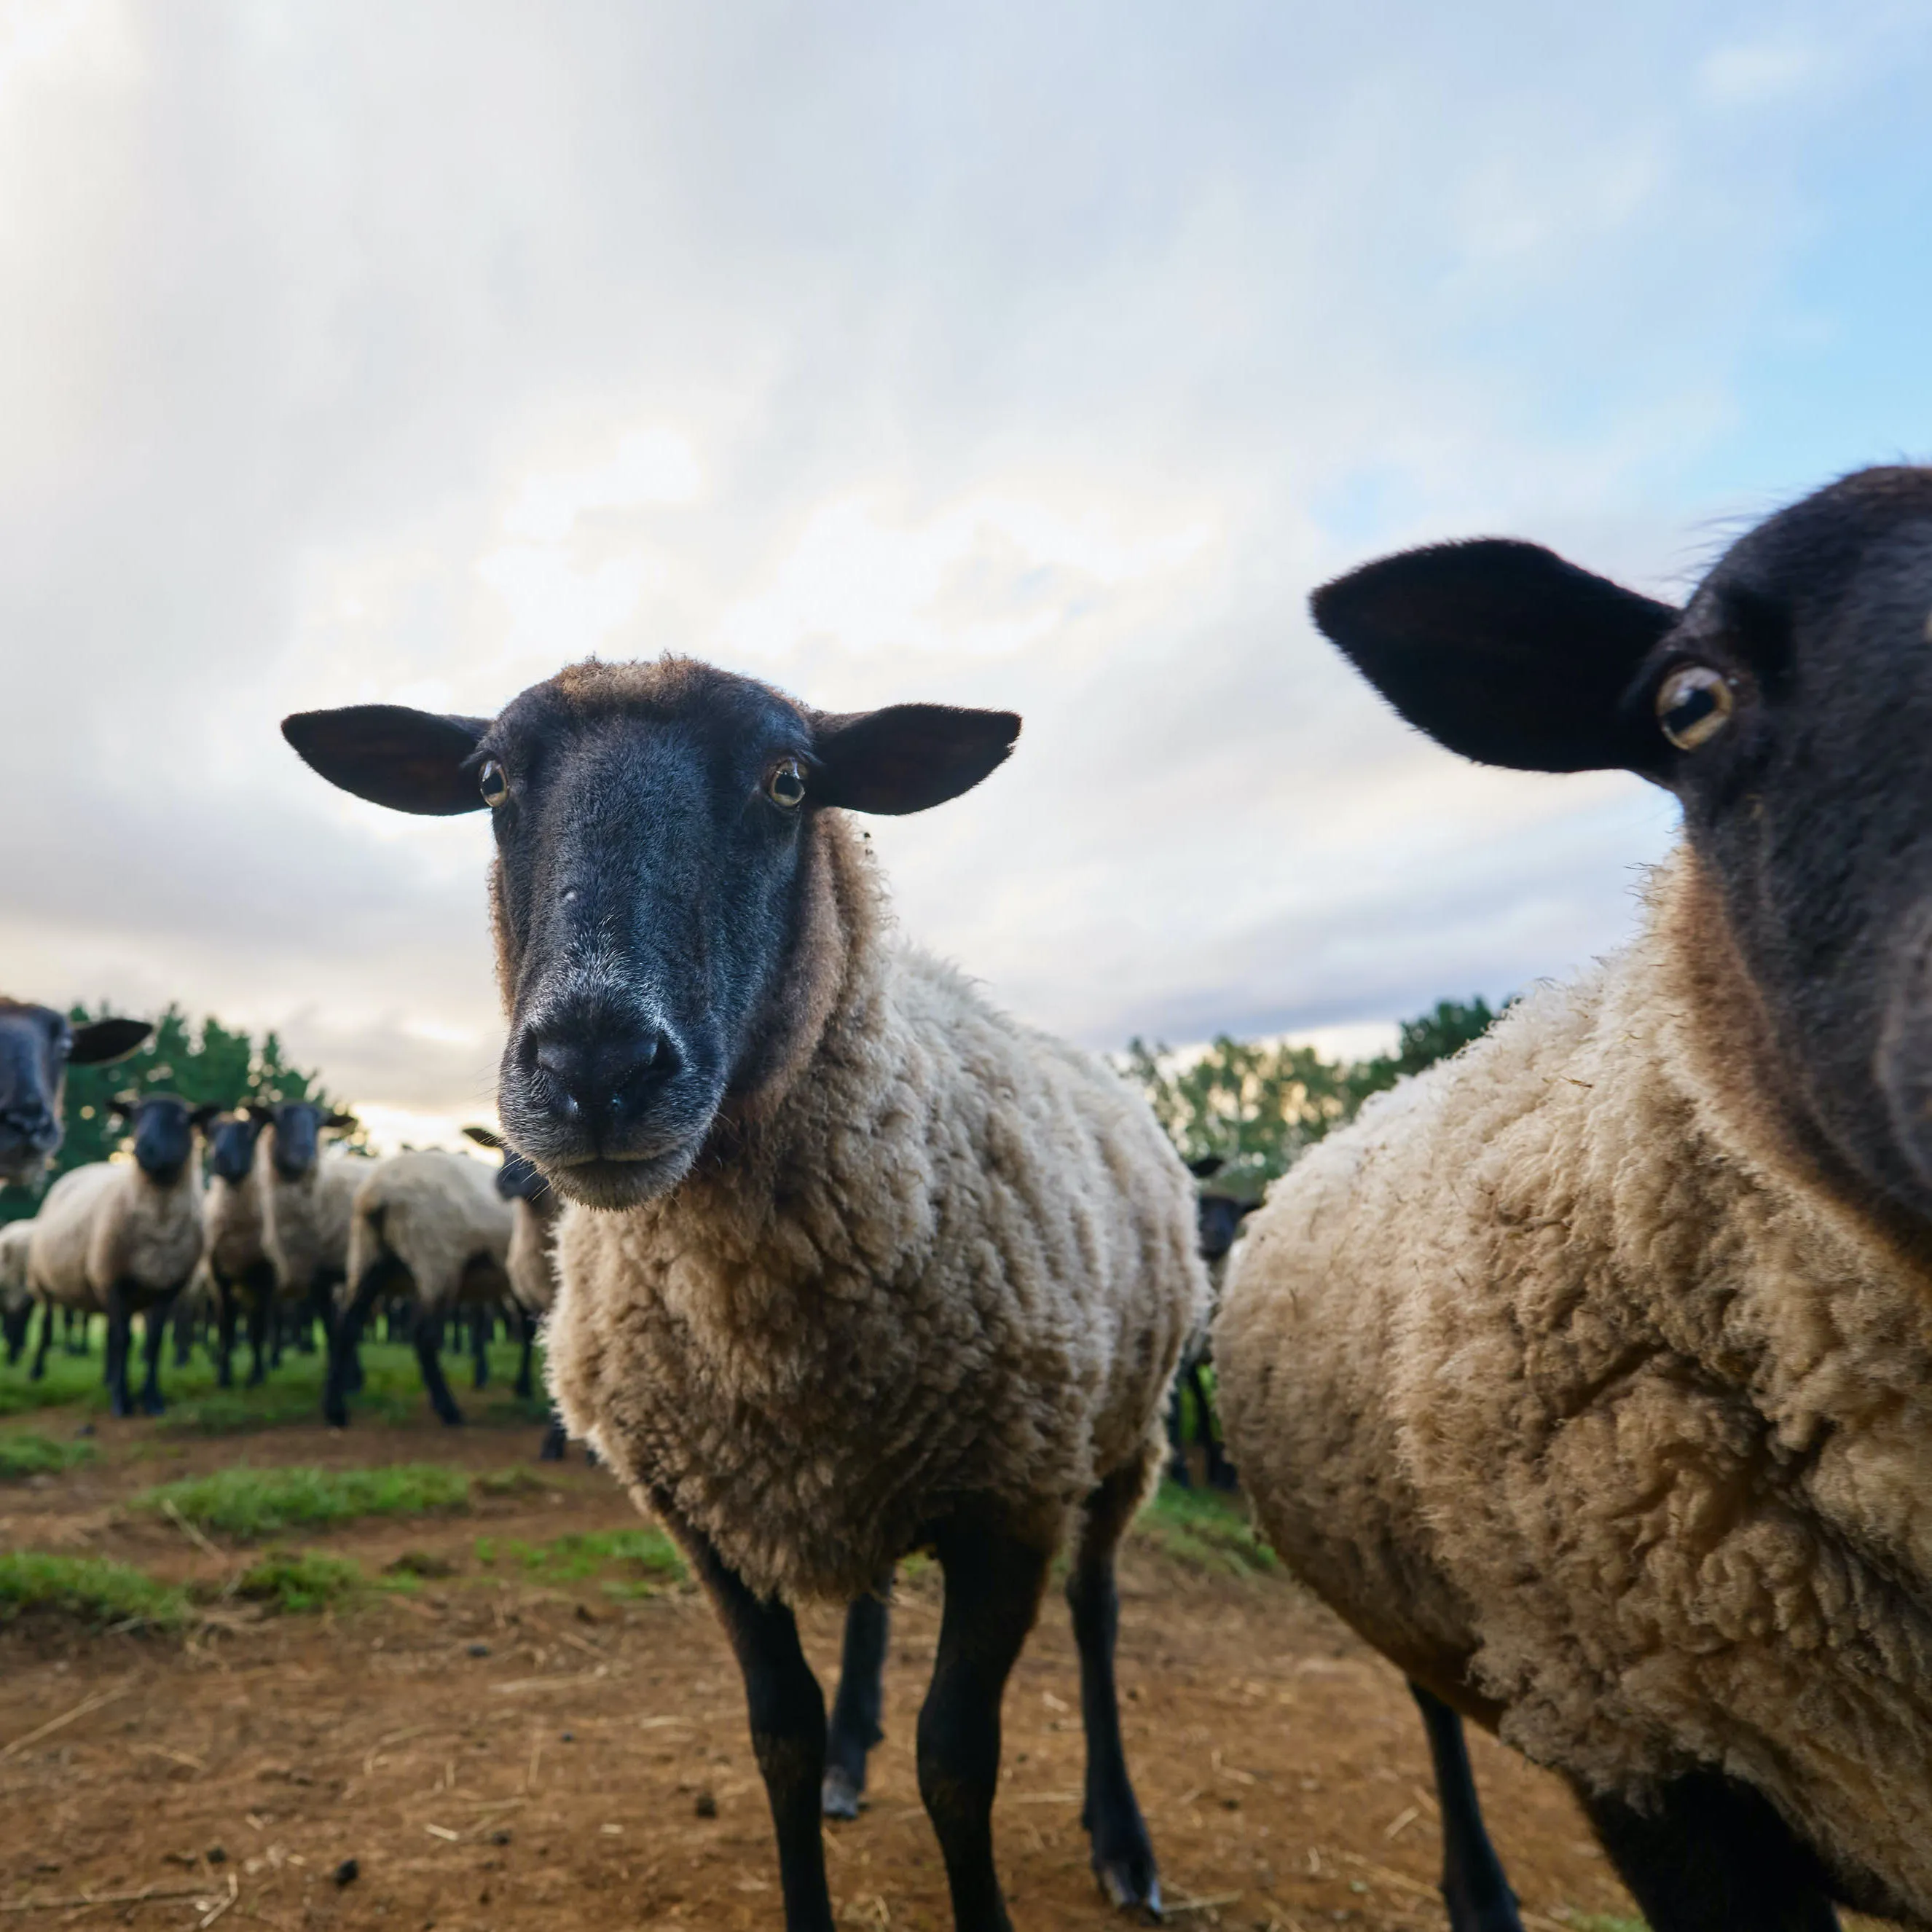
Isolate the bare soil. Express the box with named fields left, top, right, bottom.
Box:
left=0, top=1412, right=1646, bottom=1932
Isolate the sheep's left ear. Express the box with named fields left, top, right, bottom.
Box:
left=1312, top=540, right=1680, bottom=777
left=810, top=704, right=1021, bottom=814
left=281, top=706, right=492, bottom=815
left=68, top=1018, right=152, bottom=1067
left=1187, top=1155, right=1225, bottom=1179
left=463, top=1125, right=504, bottom=1151
left=325, top=1112, right=358, bottom=1133
left=190, top=1104, right=222, bottom=1130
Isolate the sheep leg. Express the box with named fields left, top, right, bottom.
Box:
left=1576, top=1770, right=1841, bottom=1932
left=471, top=1308, right=490, bottom=1391
left=1411, top=1683, right=1521, bottom=1932
left=170, top=1290, right=196, bottom=1369
left=415, top=1313, right=466, bottom=1426
left=30, top=1299, right=55, bottom=1381
left=538, top=1410, right=568, bottom=1461
left=245, top=1291, right=272, bottom=1389
left=325, top=1267, right=384, bottom=1427
left=822, top=1576, right=893, bottom=1819
left=103, top=1283, right=134, bottom=1418
left=4, top=1297, right=31, bottom=1366
left=212, top=1277, right=237, bottom=1389
left=1069, top=1462, right=1162, bottom=1919
left=514, top=1311, right=538, bottom=1400
left=138, top=1295, right=173, bottom=1415
left=675, top=1508, right=834, bottom=1932
left=1163, top=1370, right=1192, bottom=1488
left=919, top=1515, right=1051, bottom=1932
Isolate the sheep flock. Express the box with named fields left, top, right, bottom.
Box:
left=6, top=466, right=1931, bottom=1932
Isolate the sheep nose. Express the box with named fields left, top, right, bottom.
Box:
left=523, top=1017, right=678, bottom=1137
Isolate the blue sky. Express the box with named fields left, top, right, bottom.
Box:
left=2, top=1, right=1928, bottom=1142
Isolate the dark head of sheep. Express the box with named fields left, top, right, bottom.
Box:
left=245, top=1099, right=357, bottom=1182
left=0, top=1003, right=149, bottom=1185
left=283, top=658, right=1019, bottom=1210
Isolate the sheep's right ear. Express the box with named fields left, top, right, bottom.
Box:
left=69, top=1019, right=152, bottom=1067
left=811, top=704, right=1021, bottom=814
left=281, top=706, right=492, bottom=815
left=463, top=1126, right=505, bottom=1151
left=244, top=1104, right=275, bottom=1126
left=1186, top=1155, right=1225, bottom=1179
left=1311, top=540, right=1680, bottom=777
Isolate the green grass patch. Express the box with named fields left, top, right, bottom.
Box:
left=231, top=1550, right=366, bottom=1614
left=476, top=1527, right=686, bottom=1598
left=475, top=1466, right=549, bottom=1499
left=0, top=1551, right=186, bottom=1630
left=0, top=1432, right=96, bottom=1479
left=136, top=1462, right=471, bottom=1539
left=1570, top=1919, right=1646, bottom=1932
left=1139, top=1480, right=1278, bottom=1577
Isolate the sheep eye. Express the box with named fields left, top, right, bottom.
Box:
left=1655, top=665, right=1735, bottom=751
left=479, top=760, right=510, bottom=807
left=766, top=758, right=806, bottom=809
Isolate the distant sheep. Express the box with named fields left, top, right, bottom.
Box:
left=27, top=1095, right=213, bottom=1414
left=1164, top=1156, right=1260, bottom=1492
left=0, top=1003, right=150, bottom=1185
left=253, top=1101, right=360, bottom=1356
left=0, top=1220, right=32, bottom=1365
left=327, top=1150, right=514, bottom=1427
left=201, top=1111, right=278, bottom=1386
left=1217, top=468, right=1932, bottom=1932
left=284, top=656, right=1207, bottom=1927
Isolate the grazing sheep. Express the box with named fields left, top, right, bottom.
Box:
left=283, top=657, right=1207, bottom=1931
left=202, top=1112, right=278, bottom=1386
left=0, top=1003, right=150, bottom=1185
left=253, top=1102, right=360, bottom=1357
left=0, top=1220, right=33, bottom=1364
left=1216, top=467, right=1932, bottom=1932
left=26, top=1095, right=214, bottom=1414
left=1164, top=1157, right=1259, bottom=1492
left=327, top=1150, right=514, bottom=1427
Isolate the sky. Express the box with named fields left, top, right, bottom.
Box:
left=4, top=1, right=1931, bottom=1148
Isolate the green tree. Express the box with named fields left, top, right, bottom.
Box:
left=0, top=1005, right=350, bottom=1225
left=1120, top=994, right=1507, bottom=1197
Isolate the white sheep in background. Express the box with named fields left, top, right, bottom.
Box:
left=1217, top=467, right=1932, bottom=1932
left=0, top=1219, right=34, bottom=1365
left=253, top=1100, right=361, bottom=1362
left=283, top=656, right=1207, bottom=1929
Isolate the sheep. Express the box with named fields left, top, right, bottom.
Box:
left=463, top=1123, right=575, bottom=1456
left=1164, top=1156, right=1260, bottom=1492
left=1214, top=466, right=1932, bottom=1932
left=326, top=1149, right=514, bottom=1428
left=0, top=1003, right=150, bottom=1185
left=283, top=656, right=1208, bottom=1931
left=0, top=1220, right=33, bottom=1364
left=26, top=1095, right=214, bottom=1414
left=252, top=1101, right=360, bottom=1362
left=201, top=1111, right=279, bottom=1386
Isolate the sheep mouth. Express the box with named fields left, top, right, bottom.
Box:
left=543, top=1142, right=702, bottom=1211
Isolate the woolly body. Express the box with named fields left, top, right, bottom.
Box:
left=257, top=1136, right=358, bottom=1301
left=27, top=1160, right=203, bottom=1309
left=345, top=1152, right=513, bottom=1314
left=205, top=1169, right=266, bottom=1284
left=546, top=818, right=1206, bottom=1606
left=0, top=1220, right=31, bottom=1317
left=1216, top=852, right=1932, bottom=1925
left=506, top=1195, right=558, bottom=1315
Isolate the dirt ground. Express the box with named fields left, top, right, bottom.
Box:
left=0, top=1410, right=1649, bottom=1932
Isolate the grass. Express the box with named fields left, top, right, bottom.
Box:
left=0, top=1327, right=548, bottom=1432
left=1139, top=1480, right=1278, bottom=1577
left=136, top=1462, right=472, bottom=1539
left=231, top=1550, right=369, bottom=1614
left=0, top=1431, right=96, bottom=1479
left=476, top=1527, right=687, bottom=1598
left=1570, top=1919, right=1646, bottom=1932
left=0, top=1551, right=187, bottom=1630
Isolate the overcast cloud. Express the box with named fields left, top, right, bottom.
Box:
left=4, top=1, right=1930, bottom=1142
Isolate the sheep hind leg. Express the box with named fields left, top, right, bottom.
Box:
left=138, top=1295, right=175, bottom=1415
left=1069, top=1461, right=1163, bottom=1921
left=822, top=1576, right=892, bottom=1820
left=415, top=1313, right=466, bottom=1426
left=1576, top=1770, right=1840, bottom=1932
left=1410, top=1684, right=1522, bottom=1932
left=919, top=1513, right=1052, bottom=1932
left=30, top=1300, right=55, bottom=1382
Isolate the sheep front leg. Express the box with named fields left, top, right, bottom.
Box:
left=103, top=1282, right=134, bottom=1418
left=822, top=1576, right=893, bottom=1819
left=672, top=1507, right=834, bottom=1932
left=414, top=1311, right=466, bottom=1425
left=919, top=1515, right=1050, bottom=1932
left=325, top=1267, right=383, bottom=1427
left=138, top=1292, right=176, bottom=1415
left=1069, top=1461, right=1161, bottom=1917
left=30, top=1300, right=55, bottom=1381
left=1411, top=1683, right=1522, bottom=1932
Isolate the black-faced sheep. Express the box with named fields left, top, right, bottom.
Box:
left=252, top=1101, right=360, bottom=1359
left=283, top=657, right=1207, bottom=1931
left=1165, top=1155, right=1260, bottom=1492
left=0, top=1003, right=150, bottom=1185
left=26, top=1094, right=214, bottom=1414
left=326, top=1149, right=514, bottom=1428
left=1216, top=467, right=1932, bottom=1932
left=202, top=1111, right=280, bottom=1386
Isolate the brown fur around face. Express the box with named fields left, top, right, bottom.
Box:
left=1215, top=847, right=1932, bottom=1925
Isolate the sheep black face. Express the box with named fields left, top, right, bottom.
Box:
left=0, top=1003, right=151, bottom=1185
left=1312, top=463, right=1932, bottom=1230
left=285, top=660, right=1019, bottom=1209
left=247, top=1101, right=356, bottom=1181
left=1197, top=1191, right=1260, bottom=1264
left=111, top=1095, right=218, bottom=1187
left=205, top=1112, right=265, bottom=1185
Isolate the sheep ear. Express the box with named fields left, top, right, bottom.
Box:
left=1311, top=540, right=1679, bottom=777
left=325, top=1112, right=358, bottom=1133
left=463, top=1125, right=505, bottom=1151
left=1186, top=1155, right=1225, bottom=1179
left=189, top=1104, right=221, bottom=1129
left=69, top=1018, right=152, bottom=1067
left=244, top=1104, right=275, bottom=1126
left=810, top=704, right=1021, bottom=815
left=281, top=705, right=492, bottom=815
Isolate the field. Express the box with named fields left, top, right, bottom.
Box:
left=0, top=1331, right=1658, bottom=1932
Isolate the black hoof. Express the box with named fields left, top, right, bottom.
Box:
left=1442, top=1886, right=1523, bottom=1932
left=1094, top=1855, right=1162, bottom=1923
left=538, top=1436, right=565, bottom=1463
left=141, top=1391, right=165, bottom=1417
left=821, top=1765, right=865, bottom=1821
left=437, top=1410, right=466, bottom=1429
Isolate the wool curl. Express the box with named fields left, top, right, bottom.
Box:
left=545, top=812, right=1207, bottom=1606
left=1214, top=848, right=1932, bottom=1926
